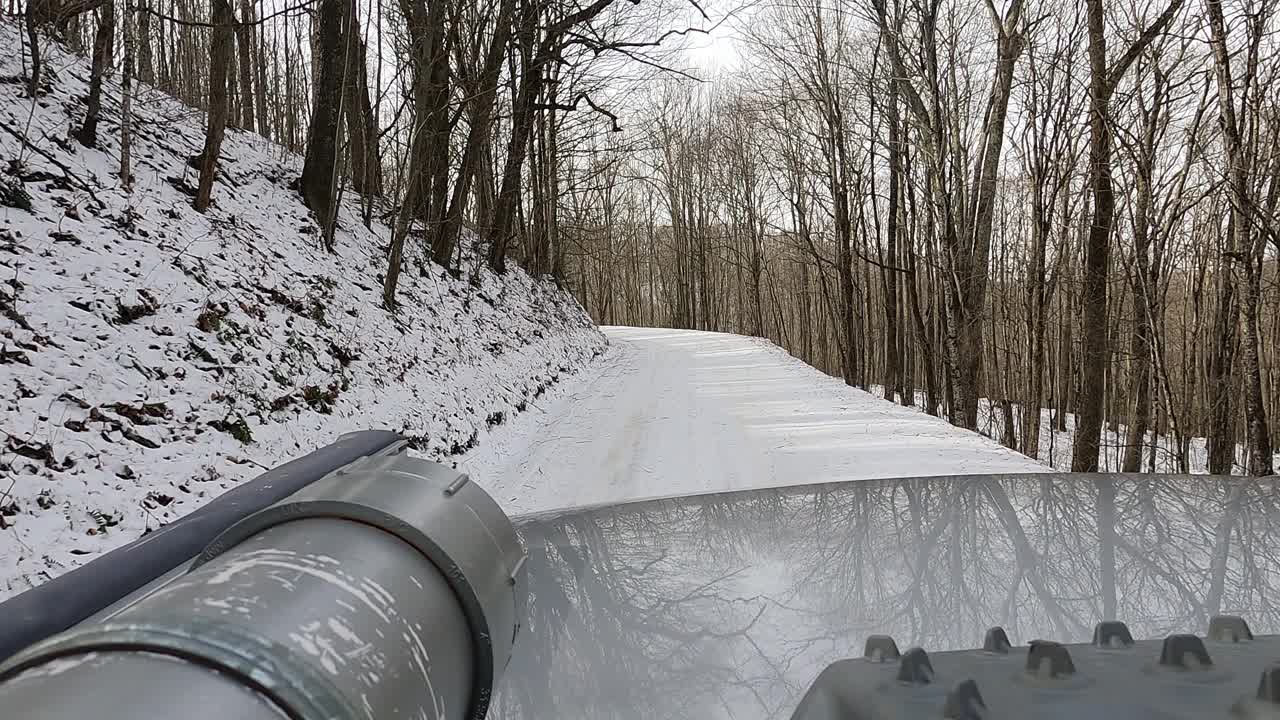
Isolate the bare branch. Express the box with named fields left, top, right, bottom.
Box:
left=1106, top=0, right=1188, bottom=89
left=133, top=0, right=317, bottom=28
left=536, top=93, right=624, bottom=132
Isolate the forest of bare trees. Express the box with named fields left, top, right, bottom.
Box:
left=12, top=0, right=701, bottom=287
left=10, top=0, right=1280, bottom=475
left=557, top=0, right=1280, bottom=476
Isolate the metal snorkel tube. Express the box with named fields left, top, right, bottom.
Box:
left=0, top=432, right=526, bottom=720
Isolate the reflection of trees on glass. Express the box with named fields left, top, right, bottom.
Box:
left=491, top=476, right=1280, bottom=719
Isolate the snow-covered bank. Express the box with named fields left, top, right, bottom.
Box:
left=0, top=23, right=606, bottom=599
left=463, top=327, right=1049, bottom=516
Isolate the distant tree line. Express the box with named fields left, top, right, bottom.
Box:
left=556, top=0, right=1280, bottom=476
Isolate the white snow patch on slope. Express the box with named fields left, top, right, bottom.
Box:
left=465, top=327, right=1050, bottom=516
left=0, top=22, right=605, bottom=600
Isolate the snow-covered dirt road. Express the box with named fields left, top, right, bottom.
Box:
left=463, top=327, right=1050, bottom=516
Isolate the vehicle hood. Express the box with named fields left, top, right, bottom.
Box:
left=489, top=473, right=1280, bottom=719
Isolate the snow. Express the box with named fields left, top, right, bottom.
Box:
left=464, top=327, right=1050, bottom=516
left=0, top=21, right=605, bottom=600
left=873, top=387, right=1280, bottom=474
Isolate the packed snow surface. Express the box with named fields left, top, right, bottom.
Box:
left=465, top=327, right=1051, bottom=515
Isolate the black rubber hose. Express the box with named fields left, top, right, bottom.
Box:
left=0, top=430, right=405, bottom=663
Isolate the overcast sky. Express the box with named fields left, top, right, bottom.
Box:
left=684, top=0, right=746, bottom=73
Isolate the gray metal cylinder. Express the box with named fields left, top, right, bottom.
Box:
left=0, top=454, right=525, bottom=720
left=0, top=430, right=407, bottom=664
left=0, top=651, right=288, bottom=720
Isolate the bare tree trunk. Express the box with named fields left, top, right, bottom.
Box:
left=1075, top=40, right=1116, bottom=471
left=1122, top=72, right=1162, bottom=473
left=1077, top=28, right=1112, bottom=466
left=385, top=125, right=429, bottom=307
left=1055, top=284, right=1072, bottom=433
left=1239, top=245, right=1273, bottom=475
left=873, top=0, right=1024, bottom=430
left=137, top=0, right=152, bottom=85
left=226, top=30, right=240, bottom=127
left=25, top=4, right=40, bottom=97
left=76, top=0, right=115, bottom=148
left=832, top=110, right=857, bottom=387
left=155, top=3, right=168, bottom=92
left=487, top=0, right=544, bottom=273
left=1000, top=398, right=1018, bottom=449
left=424, top=10, right=451, bottom=229
left=386, top=0, right=453, bottom=306
left=955, top=0, right=1025, bottom=429
left=119, top=0, right=133, bottom=188
left=1123, top=209, right=1154, bottom=473
left=344, top=0, right=381, bottom=198
left=548, top=79, right=563, bottom=280
left=1073, top=0, right=1185, bottom=471
left=298, top=0, right=345, bottom=249
left=1206, top=0, right=1273, bottom=476
left=254, top=0, right=270, bottom=138
left=901, top=138, right=939, bottom=416
left=194, top=0, right=232, bottom=212
left=882, top=101, right=902, bottom=400
left=234, top=0, right=255, bottom=131
left=433, top=0, right=515, bottom=267
left=1023, top=186, right=1050, bottom=459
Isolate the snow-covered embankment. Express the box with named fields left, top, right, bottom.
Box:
left=0, top=22, right=605, bottom=599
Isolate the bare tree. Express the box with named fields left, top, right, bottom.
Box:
left=383, top=0, right=453, bottom=308
left=75, top=0, right=115, bottom=147
left=234, top=0, right=256, bottom=130
left=430, top=0, right=517, bottom=267
left=298, top=0, right=348, bottom=248
left=194, top=0, right=233, bottom=212
left=1205, top=0, right=1274, bottom=475
left=1071, top=0, right=1186, bottom=472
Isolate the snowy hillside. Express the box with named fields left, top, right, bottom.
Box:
left=0, top=23, right=605, bottom=599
